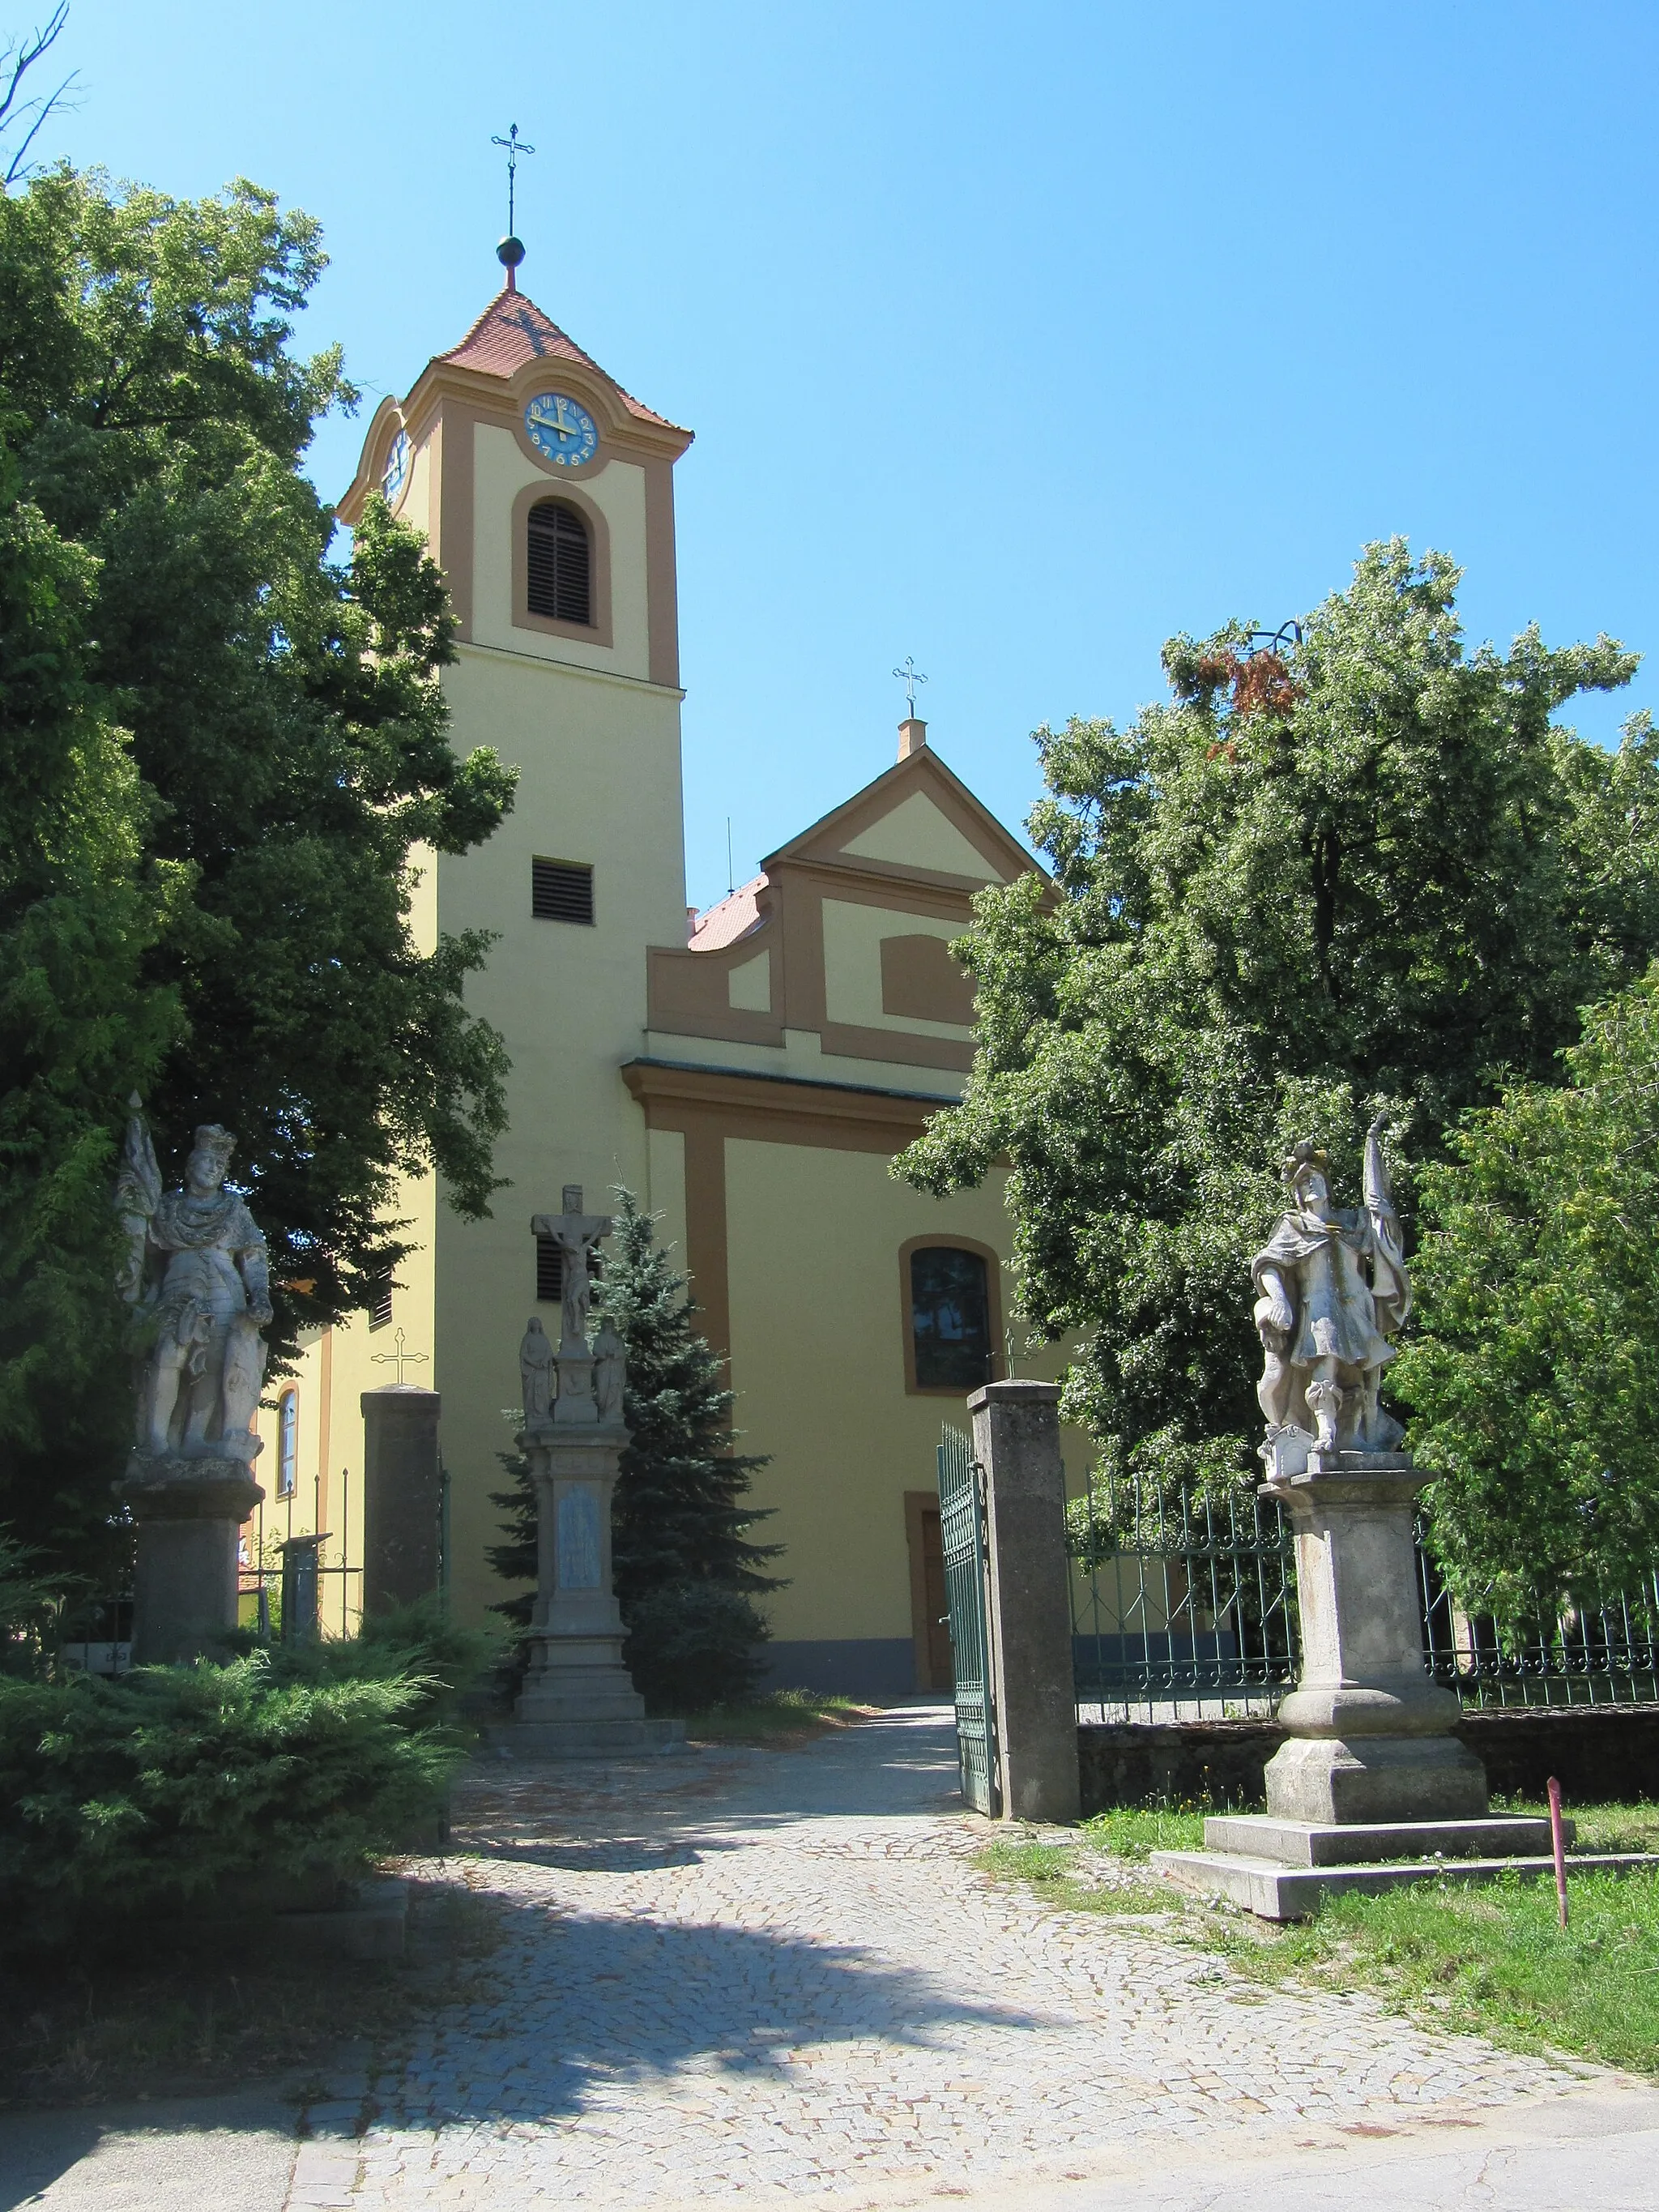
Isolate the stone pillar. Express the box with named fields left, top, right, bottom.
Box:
left=360, top=1385, right=442, bottom=1612
left=122, top=1456, right=263, bottom=1664
left=968, top=1379, right=1081, bottom=1824
left=1263, top=1447, right=1487, bottom=1822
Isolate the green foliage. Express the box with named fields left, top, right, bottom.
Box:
left=488, top=1193, right=783, bottom=1710
left=0, top=164, right=517, bottom=1574
left=898, top=543, right=1658, bottom=1528
left=1216, top=1866, right=1659, bottom=2077
left=0, top=1651, right=465, bottom=1954
left=1393, top=969, right=1659, bottom=1603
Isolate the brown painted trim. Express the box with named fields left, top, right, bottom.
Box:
left=621, top=1057, right=953, bottom=1149
left=682, top=1116, right=729, bottom=1359
left=339, top=354, right=692, bottom=523
left=904, top=1489, right=946, bottom=1692
left=509, top=480, right=614, bottom=647
left=643, top=455, right=680, bottom=690
left=440, top=404, right=476, bottom=640
left=882, top=932, right=978, bottom=1024
left=820, top=1021, right=975, bottom=1072
left=766, top=745, right=1043, bottom=888
left=898, top=1233, right=1006, bottom=1398
left=646, top=909, right=785, bottom=1045
left=317, top=1323, right=333, bottom=1535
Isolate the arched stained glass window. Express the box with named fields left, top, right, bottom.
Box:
left=909, top=1246, right=993, bottom=1391
left=278, top=1390, right=298, bottom=1498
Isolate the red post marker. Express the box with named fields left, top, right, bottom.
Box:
left=1546, top=1775, right=1569, bottom=1930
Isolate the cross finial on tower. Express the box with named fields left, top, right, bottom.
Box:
left=491, top=122, right=536, bottom=291
left=892, top=656, right=928, bottom=715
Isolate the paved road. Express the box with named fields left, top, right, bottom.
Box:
left=6, top=1702, right=1657, bottom=2210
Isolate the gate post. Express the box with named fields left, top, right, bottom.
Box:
left=969, top=1379, right=1081, bottom=1824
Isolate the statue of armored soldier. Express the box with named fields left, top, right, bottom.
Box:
left=113, top=1096, right=271, bottom=1661
left=117, top=1097, right=273, bottom=1465
left=1252, top=1117, right=1410, bottom=1468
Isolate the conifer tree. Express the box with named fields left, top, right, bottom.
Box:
left=489, top=1191, right=783, bottom=1709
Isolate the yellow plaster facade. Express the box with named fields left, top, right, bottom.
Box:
left=250, top=279, right=1062, bottom=1695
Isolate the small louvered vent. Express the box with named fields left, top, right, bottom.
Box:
left=535, top=1237, right=599, bottom=1305
left=531, top=858, right=595, bottom=925
left=527, top=500, right=592, bottom=625
left=369, top=1279, right=394, bottom=1330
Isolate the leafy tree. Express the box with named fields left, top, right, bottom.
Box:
left=1392, top=968, right=1659, bottom=1608
left=489, top=1192, right=782, bottom=1710
left=0, top=163, right=517, bottom=1571
left=898, top=542, right=1658, bottom=1514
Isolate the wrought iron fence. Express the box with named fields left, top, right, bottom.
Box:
left=1068, top=1474, right=1659, bottom=1721
left=1418, top=1536, right=1659, bottom=1709
left=1068, top=1479, right=1299, bottom=1723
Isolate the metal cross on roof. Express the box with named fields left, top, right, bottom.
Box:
left=893, top=656, right=929, bottom=716
left=491, top=122, right=536, bottom=237
left=369, top=1327, right=429, bottom=1387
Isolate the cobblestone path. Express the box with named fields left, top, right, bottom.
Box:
left=290, top=1704, right=1606, bottom=2210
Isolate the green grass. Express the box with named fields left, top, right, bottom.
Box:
left=681, top=1689, right=876, bottom=1745
left=1081, top=1804, right=1208, bottom=1859
left=978, top=1800, right=1659, bottom=2074
left=1213, top=1866, right=1659, bottom=2073
left=974, top=1839, right=1172, bottom=1915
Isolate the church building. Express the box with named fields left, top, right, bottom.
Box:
left=254, top=263, right=1044, bottom=1698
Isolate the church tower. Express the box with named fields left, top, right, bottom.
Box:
left=335, top=264, right=694, bottom=1617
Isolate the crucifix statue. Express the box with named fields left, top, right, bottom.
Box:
left=531, top=1185, right=612, bottom=1356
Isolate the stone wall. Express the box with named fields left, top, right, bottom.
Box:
left=1078, top=1706, right=1659, bottom=1814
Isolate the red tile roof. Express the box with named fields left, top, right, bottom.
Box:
left=437, top=289, right=683, bottom=430
left=689, top=876, right=768, bottom=950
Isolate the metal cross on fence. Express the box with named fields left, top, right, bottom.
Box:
left=893, top=656, right=929, bottom=716
left=370, top=1327, right=429, bottom=1386
left=491, top=122, right=536, bottom=236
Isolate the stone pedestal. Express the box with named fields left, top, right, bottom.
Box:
left=968, top=1379, right=1081, bottom=1824
left=505, top=1416, right=683, bottom=1758
left=1145, top=1445, right=1617, bottom=1915
left=361, top=1385, right=442, bottom=1612
left=122, top=1454, right=263, bottom=1663
left=1262, top=1447, right=1487, bottom=1823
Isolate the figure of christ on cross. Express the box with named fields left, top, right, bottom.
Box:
left=530, top=1185, right=613, bottom=1355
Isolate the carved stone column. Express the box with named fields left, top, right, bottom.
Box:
left=122, top=1455, right=262, bottom=1664
left=501, top=1185, right=683, bottom=1757
left=1261, top=1446, right=1487, bottom=1823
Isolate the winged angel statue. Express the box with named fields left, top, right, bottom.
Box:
left=1251, top=1117, right=1410, bottom=1467
left=115, top=1095, right=272, bottom=1463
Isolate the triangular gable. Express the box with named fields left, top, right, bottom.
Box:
left=438, top=289, right=684, bottom=429
left=767, top=744, right=1039, bottom=889
left=842, top=790, right=1001, bottom=881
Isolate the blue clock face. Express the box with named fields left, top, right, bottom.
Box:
left=524, top=391, right=599, bottom=468
left=382, top=429, right=410, bottom=502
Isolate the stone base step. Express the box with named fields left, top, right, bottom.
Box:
left=1202, top=1812, right=1565, bottom=1867
left=1153, top=1846, right=1659, bottom=1921
left=489, top=1716, right=688, bottom=1760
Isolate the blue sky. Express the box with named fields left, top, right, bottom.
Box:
left=32, top=1, right=1659, bottom=909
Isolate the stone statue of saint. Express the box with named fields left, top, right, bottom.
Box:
left=1251, top=1117, right=1410, bottom=1459
left=519, top=1315, right=556, bottom=1429
left=592, top=1319, right=625, bottom=1423
left=116, top=1098, right=273, bottom=1464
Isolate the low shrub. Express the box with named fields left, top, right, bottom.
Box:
left=0, top=1649, right=467, bottom=1955
left=622, top=1582, right=768, bottom=1712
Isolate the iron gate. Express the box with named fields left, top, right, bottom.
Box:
left=939, top=1423, right=999, bottom=1814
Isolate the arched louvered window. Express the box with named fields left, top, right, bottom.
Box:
left=527, top=499, right=592, bottom=626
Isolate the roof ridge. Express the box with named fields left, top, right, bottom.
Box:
left=434, top=288, right=683, bottom=432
